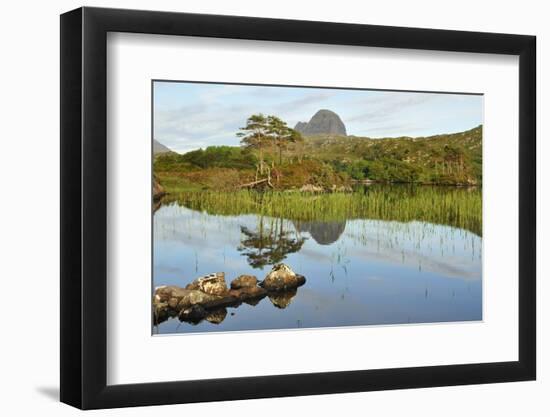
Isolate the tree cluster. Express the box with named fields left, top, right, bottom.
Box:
left=237, top=114, right=303, bottom=169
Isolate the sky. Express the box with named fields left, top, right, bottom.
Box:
left=153, top=81, right=483, bottom=154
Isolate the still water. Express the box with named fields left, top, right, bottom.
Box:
left=153, top=193, right=482, bottom=334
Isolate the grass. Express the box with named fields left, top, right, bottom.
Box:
left=160, top=185, right=482, bottom=236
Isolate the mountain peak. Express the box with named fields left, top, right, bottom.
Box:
left=154, top=139, right=172, bottom=154
left=295, top=109, right=347, bottom=136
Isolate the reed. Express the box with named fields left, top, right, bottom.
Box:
left=161, top=185, right=482, bottom=236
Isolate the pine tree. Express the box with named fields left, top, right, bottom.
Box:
left=266, top=115, right=303, bottom=165
left=237, top=114, right=270, bottom=174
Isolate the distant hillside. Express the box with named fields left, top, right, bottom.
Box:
left=295, top=125, right=482, bottom=185
left=153, top=139, right=172, bottom=154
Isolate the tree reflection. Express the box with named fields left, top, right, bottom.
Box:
left=238, top=216, right=306, bottom=268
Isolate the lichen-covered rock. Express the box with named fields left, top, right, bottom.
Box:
left=230, top=275, right=258, bottom=289
left=176, top=289, right=223, bottom=310
left=167, top=297, right=179, bottom=309
left=186, top=272, right=227, bottom=296
left=260, top=264, right=306, bottom=291
left=154, top=285, right=193, bottom=303
left=184, top=281, right=200, bottom=291
left=154, top=266, right=306, bottom=326
left=153, top=286, right=223, bottom=309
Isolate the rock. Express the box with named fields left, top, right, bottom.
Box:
left=185, top=281, right=200, bottom=291
left=176, top=289, right=223, bottom=310
left=154, top=266, right=306, bottom=324
left=228, top=286, right=267, bottom=301
left=294, top=109, right=347, bottom=136
left=167, top=297, right=179, bottom=309
left=154, top=285, right=193, bottom=303
left=330, top=184, right=353, bottom=193
left=153, top=301, right=170, bottom=324
left=153, top=139, right=172, bottom=154
left=200, top=294, right=240, bottom=309
left=300, top=184, right=324, bottom=193
left=153, top=286, right=223, bottom=311
left=230, top=275, right=258, bottom=289
left=260, top=264, right=306, bottom=291
left=294, top=121, right=308, bottom=132
left=186, top=272, right=227, bottom=296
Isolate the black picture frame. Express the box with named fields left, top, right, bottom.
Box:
left=60, top=6, right=536, bottom=410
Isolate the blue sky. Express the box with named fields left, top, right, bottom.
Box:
left=154, top=81, right=483, bottom=154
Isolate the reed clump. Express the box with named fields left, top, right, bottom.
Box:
left=162, top=185, right=482, bottom=236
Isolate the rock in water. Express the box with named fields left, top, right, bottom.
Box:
left=228, top=286, right=267, bottom=300
left=186, top=272, right=228, bottom=296
left=153, top=286, right=223, bottom=310
left=294, top=109, right=347, bottom=136
left=260, top=264, right=306, bottom=291
left=230, top=275, right=258, bottom=289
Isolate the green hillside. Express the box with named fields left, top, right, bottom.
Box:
left=298, top=125, right=482, bottom=185
left=154, top=125, right=482, bottom=192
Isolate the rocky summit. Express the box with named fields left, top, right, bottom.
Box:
left=153, top=139, right=172, bottom=154
left=294, top=109, right=347, bottom=136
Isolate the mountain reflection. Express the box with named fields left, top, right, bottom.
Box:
left=293, top=220, right=346, bottom=245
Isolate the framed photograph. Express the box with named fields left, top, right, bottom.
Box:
left=60, top=6, right=536, bottom=409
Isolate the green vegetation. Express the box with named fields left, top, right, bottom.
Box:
left=237, top=113, right=303, bottom=170
left=302, top=126, right=482, bottom=185
left=154, top=117, right=482, bottom=235
left=154, top=145, right=257, bottom=171
left=162, top=185, right=482, bottom=236
left=155, top=123, right=482, bottom=192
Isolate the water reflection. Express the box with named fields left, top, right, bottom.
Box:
left=294, top=220, right=346, bottom=245
left=153, top=191, right=482, bottom=334
left=154, top=282, right=303, bottom=327
left=269, top=288, right=298, bottom=309
left=238, top=217, right=306, bottom=268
